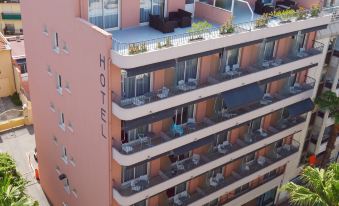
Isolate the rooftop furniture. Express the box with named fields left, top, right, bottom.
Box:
left=168, top=9, right=192, bottom=28
left=192, top=154, right=200, bottom=165
left=255, top=0, right=275, bottom=15
left=171, top=124, right=184, bottom=136
left=149, top=14, right=176, bottom=33
left=157, top=86, right=170, bottom=99
left=276, top=0, right=298, bottom=10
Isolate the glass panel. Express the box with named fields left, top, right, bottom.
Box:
left=244, top=152, right=255, bottom=163
left=133, top=200, right=146, bottom=206
left=140, top=0, right=152, bottom=23
left=122, top=74, right=150, bottom=98
left=127, top=125, right=148, bottom=141
left=174, top=104, right=195, bottom=125
left=152, top=0, right=165, bottom=16
left=103, top=0, right=119, bottom=29
left=123, top=166, right=134, bottom=182
left=175, top=182, right=187, bottom=194
left=215, top=0, right=232, bottom=11
left=175, top=58, right=198, bottom=85
left=263, top=41, right=275, bottom=61
left=135, top=163, right=148, bottom=177
left=250, top=117, right=262, bottom=133
left=89, top=0, right=104, bottom=28
left=227, top=48, right=239, bottom=66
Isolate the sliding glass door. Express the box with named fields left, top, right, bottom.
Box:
left=140, top=0, right=165, bottom=23
left=220, top=48, right=240, bottom=72
left=122, top=163, right=148, bottom=183
left=88, top=0, right=119, bottom=29
left=175, top=58, right=198, bottom=85
left=122, top=73, right=151, bottom=98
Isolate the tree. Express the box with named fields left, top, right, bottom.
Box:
left=281, top=163, right=339, bottom=206
left=315, top=91, right=339, bottom=168
left=0, top=153, right=38, bottom=206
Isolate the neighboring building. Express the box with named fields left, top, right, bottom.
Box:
left=0, top=0, right=22, bottom=35
left=21, top=0, right=334, bottom=206
left=300, top=1, right=339, bottom=166
left=0, top=33, right=32, bottom=125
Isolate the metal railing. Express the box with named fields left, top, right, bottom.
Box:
left=112, top=8, right=329, bottom=56
left=322, top=5, right=339, bottom=22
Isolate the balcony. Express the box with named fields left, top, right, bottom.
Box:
left=183, top=140, right=299, bottom=206
left=112, top=41, right=322, bottom=120
left=113, top=138, right=299, bottom=206
left=111, top=7, right=330, bottom=68
left=113, top=77, right=315, bottom=166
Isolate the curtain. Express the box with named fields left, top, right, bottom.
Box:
left=175, top=58, right=198, bottom=85
left=152, top=0, right=165, bottom=17
left=140, top=0, right=152, bottom=23
left=250, top=117, right=262, bottom=133
left=263, top=41, right=275, bottom=61
left=122, top=74, right=150, bottom=98
left=227, top=48, right=240, bottom=66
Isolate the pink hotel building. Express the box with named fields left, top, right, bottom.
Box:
left=21, top=0, right=333, bottom=206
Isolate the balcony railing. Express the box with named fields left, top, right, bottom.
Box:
left=180, top=140, right=300, bottom=205
left=113, top=77, right=315, bottom=156
left=114, top=117, right=304, bottom=198
left=112, top=42, right=322, bottom=109
left=112, top=8, right=328, bottom=56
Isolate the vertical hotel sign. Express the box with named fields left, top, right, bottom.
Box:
left=100, top=54, right=108, bottom=139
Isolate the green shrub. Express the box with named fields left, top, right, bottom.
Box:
left=10, top=92, right=22, bottom=106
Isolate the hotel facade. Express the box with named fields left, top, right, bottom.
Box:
left=21, top=0, right=337, bottom=205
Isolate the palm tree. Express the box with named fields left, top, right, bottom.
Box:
left=0, top=174, right=37, bottom=206
left=315, top=91, right=339, bottom=168
left=281, top=163, right=339, bottom=206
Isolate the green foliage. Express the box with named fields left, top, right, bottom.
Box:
left=220, top=16, right=235, bottom=35
left=128, top=43, right=147, bottom=55
left=311, top=4, right=321, bottom=17
left=0, top=153, right=38, bottom=206
left=297, top=7, right=308, bottom=20
left=281, top=163, right=339, bottom=206
left=315, top=91, right=339, bottom=124
left=157, top=37, right=173, bottom=49
left=273, top=9, right=297, bottom=22
left=255, top=13, right=270, bottom=28
left=10, top=92, right=22, bottom=107
left=188, top=21, right=212, bottom=40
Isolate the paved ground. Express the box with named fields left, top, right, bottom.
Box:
left=0, top=97, right=23, bottom=121
left=0, top=126, right=50, bottom=206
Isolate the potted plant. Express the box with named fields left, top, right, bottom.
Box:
left=188, top=21, right=212, bottom=41
left=296, top=7, right=307, bottom=20
left=128, top=43, right=148, bottom=55
left=157, top=37, right=173, bottom=49
left=220, top=16, right=235, bottom=35
left=255, top=13, right=270, bottom=28
left=310, top=4, right=320, bottom=17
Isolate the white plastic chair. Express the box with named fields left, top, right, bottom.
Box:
left=209, top=177, right=218, bottom=188
left=157, top=87, right=170, bottom=99
left=225, top=65, right=231, bottom=72
left=192, top=154, right=200, bottom=165
left=122, top=144, right=133, bottom=153
left=215, top=173, right=224, bottom=182
left=174, top=195, right=183, bottom=206
left=217, top=144, right=227, bottom=154
left=257, top=156, right=266, bottom=166
left=139, top=175, right=149, bottom=183
left=233, top=64, right=240, bottom=70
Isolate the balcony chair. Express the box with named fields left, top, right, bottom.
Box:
left=217, top=144, right=228, bottom=154
left=256, top=128, right=268, bottom=137
left=132, top=96, right=145, bottom=106
left=131, top=180, right=141, bottom=192
left=241, top=164, right=250, bottom=172
left=157, top=86, right=170, bottom=99
left=209, top=177, right=219, bottom=188
left=174, top=195, right=183, bottom=206
left=186, top=118, right=196, bottom=131
left=139, top=175, right=149, bottom=184
left=257, top=156, right=267, bottom=166
left=171, top=124, right=184, bottom=136
left=122, top=144, right=133, bottom=153
left=187, top=78, right=198, bottom=89
left=192, top=154, right=200, bottom=165
left=176, top=161, right=185, bottom=171
left=215, top=173, right=224, bottom=182
left=149, top=14, right=176, bottom=33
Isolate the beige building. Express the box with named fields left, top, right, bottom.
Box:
left=0, top=0, right=22, bottom=35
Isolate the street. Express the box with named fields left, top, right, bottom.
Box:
left=0, top=126, right=50, bottom=206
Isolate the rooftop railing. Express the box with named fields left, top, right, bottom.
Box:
left=112, top=8, right=328, bottom=56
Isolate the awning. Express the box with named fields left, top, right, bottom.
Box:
left=178, top=48, right=223, bottom=62
left=258, top=63, right=317, bottom=85
left=266, top=31, right=299, bottom=42
left=124, top=59, right=176, bottom=77
left=173, top=135, right=215, bottom=155
left=123, top=109, right=175, bottom=130
left=301, top=24, right=328, bottom=34
left=222, top=83, right=264, bottom=110
left=286, top=98, right=314, bottom=117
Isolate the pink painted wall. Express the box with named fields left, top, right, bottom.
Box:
left=21, top=0, right=113, bottom=206
left=167, top=0, right=185, bottom=13
left=297, top=0, right=322, bottom=9
left=194, top=2, right=232, bottom=25
left=121, top=0, right=140, bottom=29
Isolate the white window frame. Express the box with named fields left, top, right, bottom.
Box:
left=59, top=112, right=65, bottom=130
left=52, top=32, right=60, bottom=53
left=61, top=145, right=68, bottom=164
left=64, top=177, right=70, bottom=194
left=57, top=74, right=62, bottom=94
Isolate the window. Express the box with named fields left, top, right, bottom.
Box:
left=249, top=117, right=262, bottom=133
left=243, top=152, right=255, bottom=164
left=53, top=32, right=59, bottom=52
left=175, top=182, right=187, bottom=195
left=122, top=125, right=149, bottom=144
left=52, top=135, right=58, bottom=145
left=59, top=112, right=65, bottom=129
left=133, top=200, right=147, bottom=206
left=64, top=177, right=70, bottom=193
left=50, top=102, right=55, bottom=112
left=140, top=0, right=165, bottom=23
left=122, top=163, right=148, bottom=183
left=57, top=74, right=62, bottom=94
left=173, top=104, right=195, bottom=125
left=47, top=65, right=52, bottom=76
left=220, top=48, right=241, bottom=72
left=55, top=166, right=61, bottom=174
left=43, top=25, right=48, bottom=35
left=261, top=40, right=276, bottom=61
left=88, top=0, right=120, bottom=29
left=175, top=58, right=198, bottom=86
left=122, top=73, right=150, bottom=98
left=213, top=131, right=229, bottom=147
left=65, top=81, right=71, bottom=93
left=235, top=182, right=249, bottom=195
left=61, top=146, right=68, bottom=163
left=207, top=166, right=223, bottom=180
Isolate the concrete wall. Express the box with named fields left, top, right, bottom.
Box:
left=0, top=47, right=16, bottom=97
